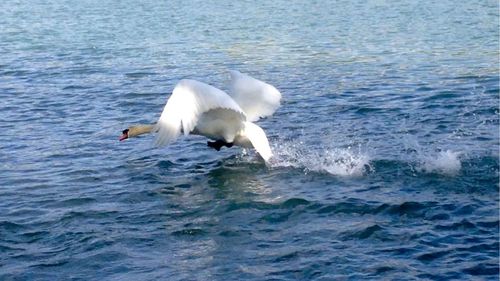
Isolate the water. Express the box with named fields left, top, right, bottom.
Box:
left=1, top=0, right=498, bottom=280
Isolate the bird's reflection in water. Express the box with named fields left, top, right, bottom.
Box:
left=206, top=159, right=279, bottom=203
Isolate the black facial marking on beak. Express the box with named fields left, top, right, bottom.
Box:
left=120, top=128, right=129, bottom=141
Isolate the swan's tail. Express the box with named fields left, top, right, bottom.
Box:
left=243, top=122, right=273, bottom=162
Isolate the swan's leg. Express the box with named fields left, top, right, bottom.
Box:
left=207, top=140, right=233, bottom=151
left=207, top=140, right=224, bottom=151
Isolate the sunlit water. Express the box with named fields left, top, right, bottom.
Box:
left=1, top=0, right=499, bottom=280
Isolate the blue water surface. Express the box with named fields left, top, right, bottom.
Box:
left=1, top=0, right=499, bottom=280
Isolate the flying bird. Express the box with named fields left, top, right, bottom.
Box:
left=120, top=70, right=282, bottom=162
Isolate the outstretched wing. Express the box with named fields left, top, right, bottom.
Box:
left=228, top=70, right=282, bottom=122
left=242, top=121, right=273, bottom=162
left=154, top=79, right=246, bottom=146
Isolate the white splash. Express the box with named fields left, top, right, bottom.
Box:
left=268, top=140, right=372, bottom=177
left=416, top=150, right=462, bottom=176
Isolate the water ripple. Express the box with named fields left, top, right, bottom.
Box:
left=0, top=0, right=498, bottom=280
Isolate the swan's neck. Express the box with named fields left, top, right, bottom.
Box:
left=129, top=124, right=155, bottom=138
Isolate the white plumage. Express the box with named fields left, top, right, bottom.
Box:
left=153, top=71, right=281, bottom=162
left=228, top=70, right=282, bottom=122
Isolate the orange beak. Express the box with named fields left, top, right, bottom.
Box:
left=119, top=133, right=128, bottom=141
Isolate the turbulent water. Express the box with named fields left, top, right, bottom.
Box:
left=1, top=0, right=499, bottom=280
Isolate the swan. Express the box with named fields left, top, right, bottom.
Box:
left=119, top=70, right=282, bottom=162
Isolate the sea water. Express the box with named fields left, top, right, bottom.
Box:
left=0, top=0, right=498, bottom=280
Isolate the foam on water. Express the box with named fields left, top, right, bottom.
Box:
left=269, top=140, right=372, bottom=177
left=416, top=150, right=462, bottom=176
left=402, top=134, right=464, bottom=177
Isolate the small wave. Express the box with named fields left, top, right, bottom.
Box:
left=269, top=140, right=372, bottom=176
left=416, top=150, right=462, bottom=176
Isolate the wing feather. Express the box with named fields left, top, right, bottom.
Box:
left=242, top=122, right=273, bottom=162
left=229, top=70, right=282, bottom=122
left=154, top=79, right=246, bottom=146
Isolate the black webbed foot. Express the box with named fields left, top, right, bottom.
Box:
left=207, top=140, right=223, bottom=151
left=207, top=140, right=233, bottom=151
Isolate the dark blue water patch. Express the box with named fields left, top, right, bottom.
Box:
left=218, top=229, right=251, bottom=238
left=1, top=223, right=53, bottom=247
left=462, top=105, right=500, bottom=117
left=476, top=220, right=500, bottom=230
left=171, top=228, right=208, bottom=237
left=421, top=91, right=462, bottom=102
left=485, top=86, right=499, bottom=94
left=17, top=230, right=52, bottom=244
left=453, top=204, right=477, bottom=215
left=311, top=199, right=380, bottom=216
left=371, top=265, right=398, bottom=275
left=342, top=224, right=388, bottom=240
left=267, top=262, right=327, bottom=280
left=259, top=211, right=294, bottom=224
left=58, top=210, right=121, bottom=225
left=462, top=262, right=499, bottom=276
left=434, top=219, right=477, bottom=231
left=280, top=197, right=310, bottom=208
left=0, top=220, right=27, bottom=234
left=416, top=271, right=464, bottom=280
left=354, top=106, right=386, bottom=114
left=379, top=246, right=419, bottom=256
left=0, top=69, right=32, bottom=77
left=224, top=201, right=276, bottom=212
left=382, top=201, right=436, bottom=217
left=425, top=212, right=451, bottom=221
left=458, top=156, right=499, bottom=192
left=457, top=241, right=500, bottom=255
left=30, top=258, right=70, bottom=268
left=417, top=249, right=452, bottom=262
left=62, top=85, right=92, bottom=90
left=416, top=86, right=436, bottom=92
left=125, top=71, right=158, bottom=79
left=156, top=160, right=176, bottom=169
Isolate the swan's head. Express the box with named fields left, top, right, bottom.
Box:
left=119, top=125, right=155, bottom=141
left=119, top=128, right=129, bottom=141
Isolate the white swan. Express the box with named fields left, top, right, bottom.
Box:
left=119, top=70, right=282, bottom=162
